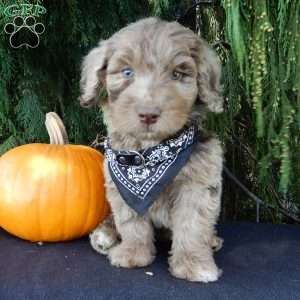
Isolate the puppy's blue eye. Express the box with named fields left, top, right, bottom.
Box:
left=171, top=71, right=183, bottom=80
left=122, top=67, right=134, bottom=78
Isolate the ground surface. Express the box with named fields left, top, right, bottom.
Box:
left=1, top=223, right=299, bottom=300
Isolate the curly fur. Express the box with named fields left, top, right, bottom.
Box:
left=80, top=17, right=224, bottom=282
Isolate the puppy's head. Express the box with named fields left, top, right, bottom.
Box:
left=80, top=17, right=222, bottom=140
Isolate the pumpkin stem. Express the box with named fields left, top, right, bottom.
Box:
left=45, top=112, right=69, bottom=145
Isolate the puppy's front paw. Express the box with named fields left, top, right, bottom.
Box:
left=169, top=258, right=222, bottom=283
left=108, top=242, right=155, bottom=268
left=90, top=228, right=118, bottom=255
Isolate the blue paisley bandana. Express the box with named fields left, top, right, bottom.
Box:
left=104, top=124, right=199, bottom=215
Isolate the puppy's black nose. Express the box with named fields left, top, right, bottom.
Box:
left=138, top=107, right=161, bottom=125
left=139, top=113, right=159, bottom=125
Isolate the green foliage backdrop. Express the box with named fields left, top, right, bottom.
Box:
left=0, top=0, right=150, bottom=153
left=0, top=0, right=299, bottom=222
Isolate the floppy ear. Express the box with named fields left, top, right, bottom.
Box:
left=196, top=40, right=223, bottom=113
left=79, top=40, right=112, bottom=107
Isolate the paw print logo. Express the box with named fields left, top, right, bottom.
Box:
left=4, top=16, right=45, bottom=49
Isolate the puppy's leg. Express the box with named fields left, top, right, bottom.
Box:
left=169, top=183, right=222, bottom=283
left=107, top=188, right=156, bottom=268
left=90, top=215, right=119, bottom=255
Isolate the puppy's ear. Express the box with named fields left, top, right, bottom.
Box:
left=196, top=40, right=223, bottom=113
left=79, top=40, right=112, bottom=108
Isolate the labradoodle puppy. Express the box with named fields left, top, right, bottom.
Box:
left=80, top=17, right=224, bottom=282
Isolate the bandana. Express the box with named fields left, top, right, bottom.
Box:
left=104, top=124, right=199, bottom=215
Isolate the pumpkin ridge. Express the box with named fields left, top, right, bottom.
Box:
left=42, top=144, right=60, bottom=241
left=3, top=151, right=25, bottom=238
left=62, top=145, right=71, bottom=240
left=36, top=145, right=52, bottom=241
left=78, top=148, right=92, bottom=237
left=92, top=150, right=106, bottom=223
left=24, top=147, right=42, bottom=240
left=85, top=149, right=102, bottom=233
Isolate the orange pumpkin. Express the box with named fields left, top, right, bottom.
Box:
left=0, top=112, right=109, bottom=242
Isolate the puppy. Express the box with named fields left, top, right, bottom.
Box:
left=80, top=17, right=224, bottom=282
